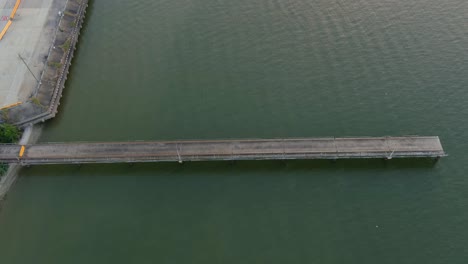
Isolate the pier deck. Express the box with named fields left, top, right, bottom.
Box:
left=0, top=136, right=445, bottom=165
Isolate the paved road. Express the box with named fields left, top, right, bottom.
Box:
left=0, top=136, right=445, bottom=165
left=0, top=0, right=59, bottom=107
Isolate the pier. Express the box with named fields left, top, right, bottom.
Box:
left=0, top=136, right=445, bottom=165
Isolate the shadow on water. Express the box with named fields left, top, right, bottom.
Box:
left=20, top=158, right=439, bottom=177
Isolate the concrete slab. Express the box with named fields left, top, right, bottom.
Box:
left=0, top=0, right=59, bottom=107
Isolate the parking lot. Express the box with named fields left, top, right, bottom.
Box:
left=0, top=0, right=57, bottom=107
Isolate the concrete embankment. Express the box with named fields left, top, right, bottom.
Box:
left=0, top=0, right=89, bottom=127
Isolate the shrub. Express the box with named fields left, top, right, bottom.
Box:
left=0, top=163, right=8, bottom=176
left=0, top=124, right=21, bottom=143
left=0, top=124, right=21, bottom=176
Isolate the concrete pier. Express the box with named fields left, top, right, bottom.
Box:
left=0, top=136, right=446, bottom=165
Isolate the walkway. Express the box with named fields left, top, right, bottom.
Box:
left=0, top=136, right=446, bottom=165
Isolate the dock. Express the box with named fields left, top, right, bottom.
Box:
left=0, top=136, right=445, bottom=165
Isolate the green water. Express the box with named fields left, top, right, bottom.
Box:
left=1, top=0, right=468, bottom=263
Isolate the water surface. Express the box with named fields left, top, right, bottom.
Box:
left=1, top=0, right=467, bottom=263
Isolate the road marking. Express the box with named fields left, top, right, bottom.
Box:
left=10, top=0, right=22, bottom=19
left=0, top=20, right=12, bottom=40
left=0, top=0, right=22, bottom=41
left=18, top=145, right=25, bottom=158
left=0, top=101, right=22, bottom=110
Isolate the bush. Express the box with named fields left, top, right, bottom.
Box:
left=0, top=124, right=21, bottom=143
left=48, top=61, right=62, bottom=69
left=0, top=163, right=8, bottom=176
left=60, top=39, right=71, bottom=51
left=0, top=124, right=21, bottom=176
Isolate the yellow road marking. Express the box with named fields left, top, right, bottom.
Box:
left=0, top=0, right=22, bottom=41
left=19, top=145, right=25, bottom=158
left=10, top=0, right=22, bottom=18
left=0, top=101, right=22, bottom=110
left=0, top=20, right=12, bottom=41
